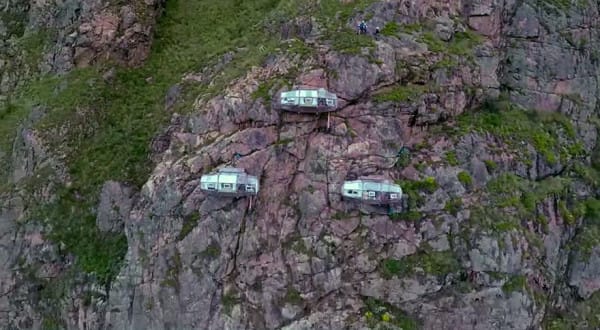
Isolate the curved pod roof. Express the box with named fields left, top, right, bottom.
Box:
left=279, top=88, right=338, bottom=113
left=341, top=179, right=402, bottom=205
left=200, top=167, right=259, bottom=197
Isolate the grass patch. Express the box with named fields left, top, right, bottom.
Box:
left=41, top=317, right=64, bottom=330
left=419, top=29, right=483, bottom=57
left=484, top=159, right=497, bottom=172
left=457, top=171, right=472, bottom=187
left=381, top=259, right=403, bottom=278
left=0, top=31, right=51, bottom=156
left=363, top=297, right=419, bottom=330
left=394, top=146, right=411, bottom=169
left=455, top=100, right=583, bottom=165
left=374, top=84, right=428, bottom=103
left=35, top=189, right=127, bottom=286
left=381, top=250, right=460, bottom=279
left=542, top=290, right=600, bottom=329
left=178, top=211, right=200, bottom=241
left=420, top=32, right=446, bottom=52
left=469, top=173, right=582, bottom=237
left=433, top=56, right=458, bottom=69
left=444, top=197, right=463, bottom=216
left=274, top=137, right=293, bottom=146
left=0, top=101, right=29, bottom=152
left=160, top=251, right=182, bottom=289
left=380, top=21, right=399, bottom=36
left=284, top=287, right=303, bottom=305
left=536, top=0, right=588, bottom=11
left=289, top=238, right=312, bottom=255
left=389, top=211, right=422, bottom=221
left=251, top=74, right=296, bottom=105
left=396, top=177, right=438, bottom=211
left=445, top=151, right=459, bottom=166
left=502, top=274, right=526, bottom=294
left=486, top=173, right=573, bottom=213
left=571, top=198, right=600, bottom=259
left=1, top=10, right=27, bottom=37
left=251, top=80, right=276, bottom=103
left=329, top=28, right=376, bottom=54
left=315, top=0, right=378, bottom=54
left=400, top=23, right=423, bottom=33
left=200, top=242, right=221, bottom=259
left=447, top=31, right=484, bottom=56
left=332, top=211, right=352, bottom=220
left=413, top=176, right=438, bottom=193
left=284, top=38, right=314, bottom=58
left=17, top=30, right=50, bottom=67
left=221, top=290, right=240, bottom=316
left=317, top=0, right=376, bottom=30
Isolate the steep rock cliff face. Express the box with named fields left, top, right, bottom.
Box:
left=0, top=0, right=162, bottom=328
left=1, top=0, right=600, bottom=329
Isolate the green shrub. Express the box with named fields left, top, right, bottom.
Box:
left=502, top=275, right=526, bottom=294
left=484, top=159, right=497, bottom=172
left=445, top=151, right=459, bottom=166
left=35, top=189, right=127, bottom=286
left=400, top=23, right=423, bottom=33
left=381, top=259, right=405, bottom=279
left=420, top=32, right=445, bottom=52
left=221, top=291, right=239, bottom=315
left=332, top=211, right=352, bottom=220
left=363, top=297, right=419, bottom=330
left=457, top=171, right=472, bottom=187
left=178, top=211, right=200, bottom=241
left=416, top=176, right=438, bottom=193
left=444, top=197, right=463, bottom=216
left=417, top=28, right=483, bottom=57
left=396, top=177, right=438, bottom=212
left=285, top=287, right=303, bottom=305
left=447, top=30, right=484, bottom=56
left=455, top=102, right=581, bottom=165
left=374, top=84, right=428, bottom=103
left=201, top=242, right=221, bottom=258
left=251, top=79, right=277, bottom=102
left=389, top=211, right=422, bottom=222
left=329, top=29, right=375, bottom=54
left=380, top=21, right=399, bottom=36
left=381, top=250, right=460, bottom=279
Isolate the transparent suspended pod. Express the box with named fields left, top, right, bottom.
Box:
left=341, top=179, right=403, bottom=205
left=278, top=88, right=339, bottom=113
left=200, top=167, right=259, bottom=197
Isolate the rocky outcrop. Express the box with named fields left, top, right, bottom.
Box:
left=569, top=247, right=600, bottom=299
left=0, top=0, right=164, bottom=99
left=99, top=0, right=600, bottom=328
left=1, top=0, right=600, bottom=329
left=0, top=0, right=165, bottom=328
left=32, top=0, right=164, bottom=73
left=97, top=181, right=134, bottom=233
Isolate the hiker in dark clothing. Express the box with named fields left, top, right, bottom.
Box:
left=357, top=20, right=368, bottom=34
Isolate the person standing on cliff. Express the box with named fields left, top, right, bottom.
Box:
left=357, top=20, right=368, bottom=34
